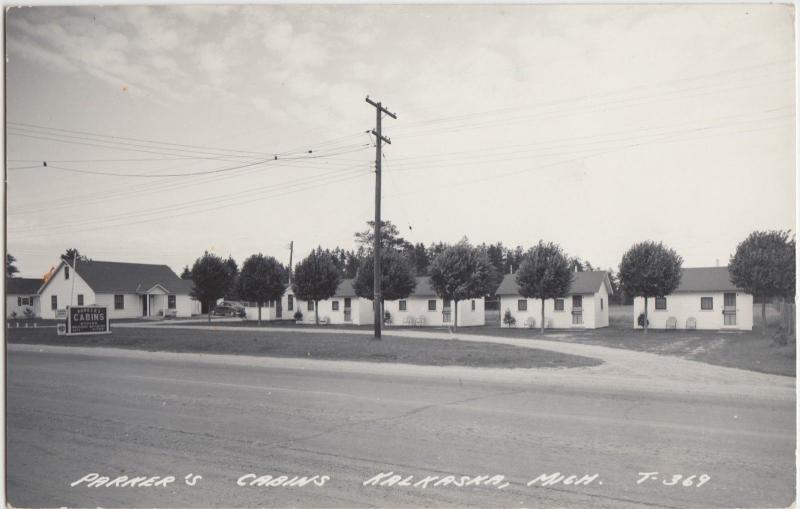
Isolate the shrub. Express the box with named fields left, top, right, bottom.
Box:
left=502, top=309, right=516, bottom=327
left=293, top=310, right=303, bottom=321
left=23, top=307, right=34, bottom=318
left=384, top=310, right=392, bottom=325
left=10, top=311, right=17, bottom=319
left=637, top=312, right=649, bottom=328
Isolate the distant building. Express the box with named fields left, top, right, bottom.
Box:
left=632, top=267, right=753, bottom=330
left=6, top=278, right=43, bottom=318
left=36, top=260, right=200, bottom=319
left=383, top=276, right=486, bottom=327
left=496, top=271, right=613, bottom=329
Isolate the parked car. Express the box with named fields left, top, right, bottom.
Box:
left=212, top=302, right=245, bottom=317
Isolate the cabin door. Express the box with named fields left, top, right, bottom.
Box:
left=141, top=295, right=148, bottom=316
left=723, top=293, right=737, bottom=326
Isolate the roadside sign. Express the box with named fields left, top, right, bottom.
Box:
left=66, top=306, right=111, bottom=336
left=56, top=323, right=67, bottom=335
left=55, top=309, right=68, bottom=319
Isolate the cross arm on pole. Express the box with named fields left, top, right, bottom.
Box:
left=370, top=129, right=391, bottom=145
left=365, top=96, right=398, bottom=119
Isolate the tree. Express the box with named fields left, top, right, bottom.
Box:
left=729, top=230, right=796, bottom=336
left=618, top=241, right=683, bottom=334
left=180, top=266, right=192, bottom=279
left=61, top=248, right=89, bottom=264
left=353, top=249, right=416, bottom=324
left=292, top=248, right=341, bottom=325
left=429, top=241, right=492, bottom=329
left=191, top=252, right=235, bottom=323
left=515, top=241, right=573, bottom=334
left=238, top=254, right=287, bottom=325
left=354, top=220, right=407, bottom=251
left=6, top=253, right=19, bottom=278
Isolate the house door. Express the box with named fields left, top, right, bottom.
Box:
left=723, top=293, right=737, bottom=326
left=141, top=295, right=148, bottom=316
left=276, top=299, right=282, bottom=319
left=344, top=298, right=352, bottom=322
left=571, top=295, right=583, bottom=325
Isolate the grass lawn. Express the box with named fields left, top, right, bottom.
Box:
left=460, top=308, right=796, bottom=377
left=6, top=326, right=601, bottom=370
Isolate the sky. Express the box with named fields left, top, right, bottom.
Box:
left=4, top=4, right=796, bottom=278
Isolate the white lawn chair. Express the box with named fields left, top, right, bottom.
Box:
left=686, top=317, right=697, bottom=330
left=320, top=316, right=329, bottom=325
left=404, top=315, right=415, bottom=326
left=666, top=316, right=677, bottom=329
left=416, top=315, right=426, bottom=327
left=524, top=317, right=536, bottom=329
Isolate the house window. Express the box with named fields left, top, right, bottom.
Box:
left=701, top=297, right=713, bottom=310
left=308, top=301, right=314, bottom=311
left=572, top=295, right=583, bottom=309
left=332, top=301, right=339, bottom=311
left=554, top=298, right=564, bottom=311
left=64, top=266, right=69, bottom=280
left=471, top=300, right=476, bottom=311
left=428, top=300, right=437, bottom=311
left=600, top=298, right=604, bottom=310
left=288, top=295, right=294, bottom=311
left=77, top=294, right=84, bottom=306
left=17, top=297, right=22, bottom=306
left=399, top=300, right=407, bottom=311
left=114, top=295, right=124, bottom=310
left=518, top=299, right=527, bottom=311
left=654, top=297, right=667, bottom=310
left=168, top=295, right=176, bottom=309
left=51, top=295, right=58, bottom=310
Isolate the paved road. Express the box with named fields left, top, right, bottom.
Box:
left=7, top=340, right=795, bottom=508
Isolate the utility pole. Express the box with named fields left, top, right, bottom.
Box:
left=288, top=241, right=294, bottom=284
left=366, top=96, right=396, bottom=340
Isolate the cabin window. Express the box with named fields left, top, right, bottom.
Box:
left=471, top=300, right=476, bottom=311
left=399, top=300, right=407, bottom=311
left=114, top=294, right=124, bottom=310
left=77, top=294, right=84, bottom=306
left=308, top=301, right=314, bottom=311
left=287, top=295, right=294, bottom=311
left=701, top=297, right=713, bottom=310
left=428, top=300, right=437, bottom=311
left=168, top=295, right=176, bottom=309
left=655, top=297, right=667, bottom=310
left=64, top=266, right=69, bottom=280
left=332, top=301, right=339, bottom=311
left=554, top=298, right=564, bottom=311
left=518, top=299, right=527, bottom=311
left=51, top=295, right=58, bottom=310
left=600, top=298, right=604, bottom=310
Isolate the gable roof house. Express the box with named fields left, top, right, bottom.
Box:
left=6, top=278, right=43, bottom=318
left=36, top=260, right=199, bottom=319
left=282, top=278, right=375, bottom=325
left=633, top=266, right=753, bottom=330
left=382, top=276, right=485, bottom=327
left=496, top=271, right=613, bottom=329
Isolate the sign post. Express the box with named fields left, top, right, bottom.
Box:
left=66, top=306, right=111, bottom=336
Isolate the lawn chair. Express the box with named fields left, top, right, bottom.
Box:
left=546, top=318, right=553, bottom=329
left=666, top=316, right=677, bottom=329
left=320, top=316, right=329, bottom=325
left=524, top=317, right=536, bottom=329
left=416, top=315, right=426, bottom=327
left=403, top=315, right=415, bottom=326
left=686, top=317, right=697, bottom=330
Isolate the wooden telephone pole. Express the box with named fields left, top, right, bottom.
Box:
left=366, top=96, right=396, bottom=339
